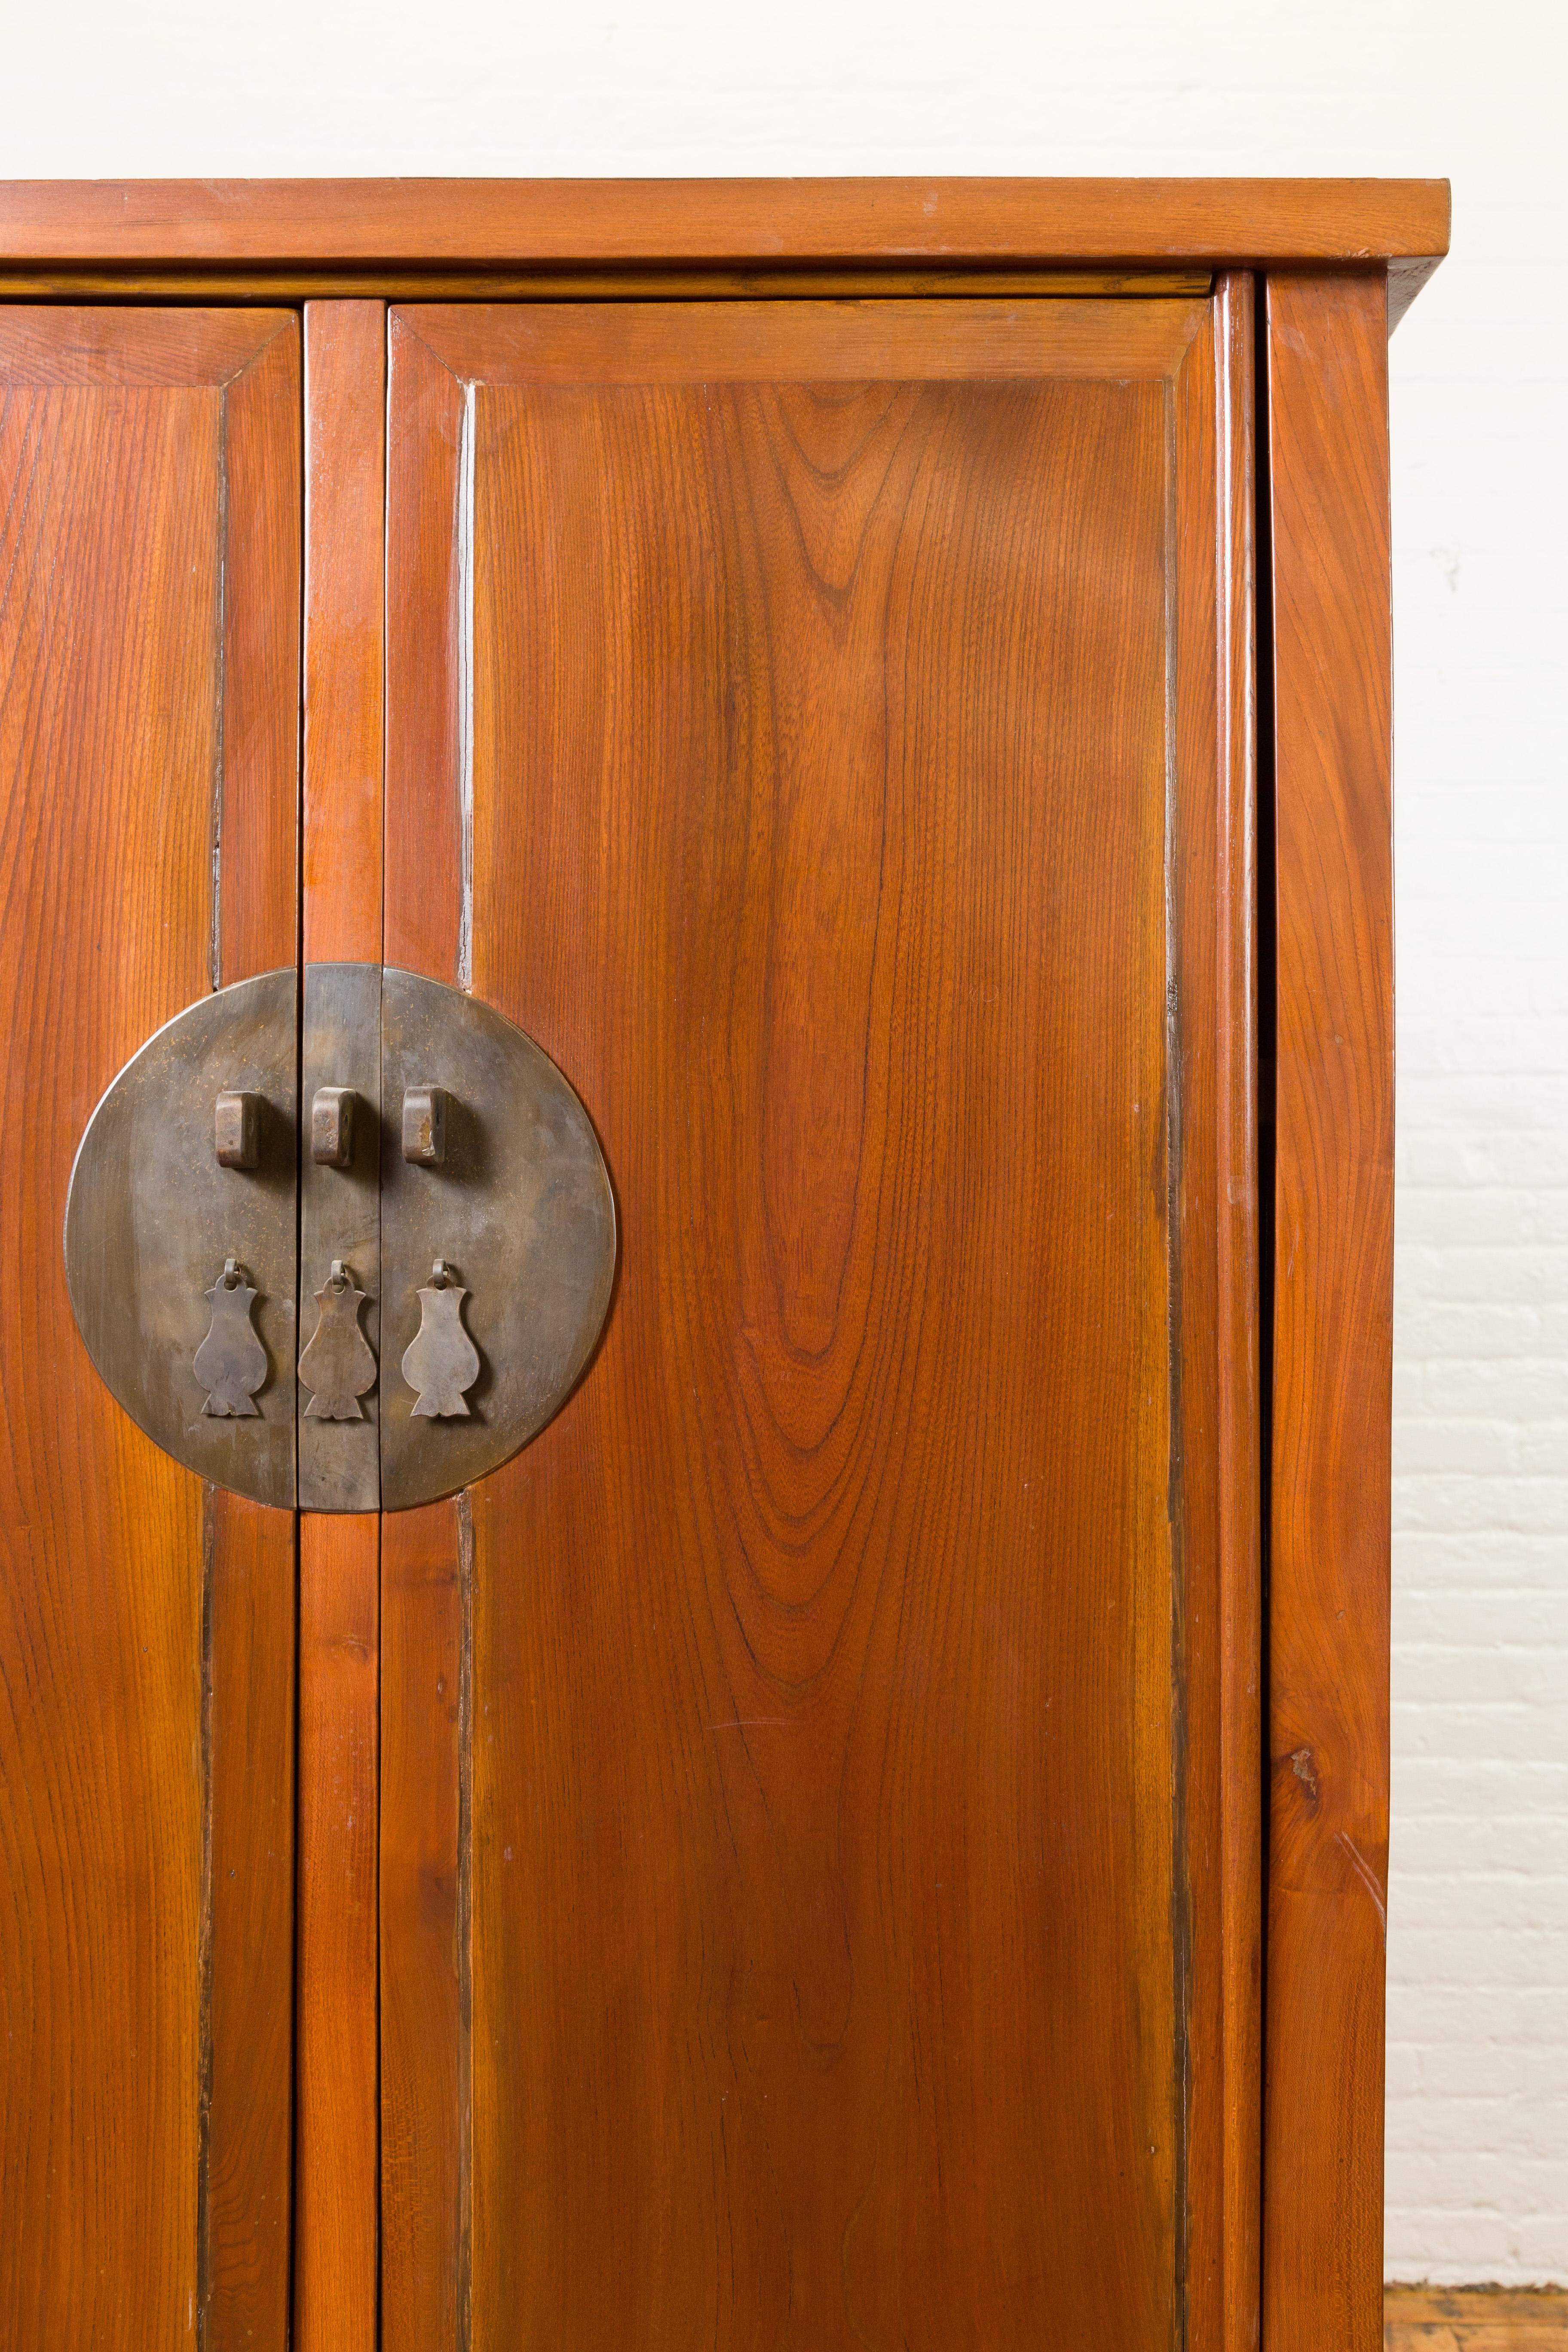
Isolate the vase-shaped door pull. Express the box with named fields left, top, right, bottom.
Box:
left=298, top=1259, right=377, bottom=1421
left=403, top=1260, right=480, bottom=1418
left=194, top=1257, right=268, bottom=1417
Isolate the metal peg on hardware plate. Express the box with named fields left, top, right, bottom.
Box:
left=214, top=1091, right=262, bottom=1170
left=401, top=1087, right=447, bottom=1165
left=311, top=1086, right=357, bottom=1169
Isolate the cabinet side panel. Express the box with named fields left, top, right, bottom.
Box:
left=1263, top=269, right=1393, bottom=2352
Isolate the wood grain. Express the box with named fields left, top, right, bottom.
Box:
left=1387, top=2289, right=1568, bottom=2349
left=1215, top=268, right=1264, bottom=2352
left=0, top=176, right=1450, bottom=265
left=219, top=319, right=301, bottom=986
left=1263, top=270, right=1394, bottom=2352
left=383, top=293, right=1251, bottom=2346
left=379, top=310, right=471, bottom=2337
left=294, top=1514, right=380, bottom=2352
left=395, top=292, right=1209, bottom=383
left=1175, top=272, right=1262, bottom=2352
left=296, top=306, right=385, bottom=2352
left=385, top=309, right=466, bottom=983
left=305, top=301, right=386, bottom=965
left=0, top=308, right=298, bottom=2349
left=0, top=266, right=1214, bottom=303
left=203, top=1490, right=296, bottom=2349
left=380, top=1500, right=469, bottom=2352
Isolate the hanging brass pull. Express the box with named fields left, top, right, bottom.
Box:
left=193, top=1258, right=269, bottom=1418
left=298, top=1260, right=377, bottom=1422
left=402, top=1259, right=480, bottom=1418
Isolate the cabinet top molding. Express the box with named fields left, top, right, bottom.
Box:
left=0, top=177, right=1449, bottom=268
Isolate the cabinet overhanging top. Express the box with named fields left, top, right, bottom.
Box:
left=0, top=177, right=1451, bottom=270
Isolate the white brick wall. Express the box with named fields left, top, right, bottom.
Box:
left=1389, top=141, right=1568, bottom=2268
left=4, top=0, right=1565, bottom=2290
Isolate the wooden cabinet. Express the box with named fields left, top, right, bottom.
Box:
left=0, top=180, right=1448, bottom=2352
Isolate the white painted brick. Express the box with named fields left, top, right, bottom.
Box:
left=1386, top=1985, right=1567, bottom=2048
left=1395, top=1303, right=1568, bottom=1362
left=1386, top=2098, right=1533, bottom=2154
left=1393, top=1818, right=1568, bottom=1876
left=1415, top=1363, right=1568, bottom=1420
left=1401, top=1204, right=1568, bottom=1260
left=1397, top=1259, right=1568, bottom=1316
left=1387, top=2043, right=1427, bottom=2098
left=1395, top=1590, right=1568, bottom=1645
left=1393, top=1711, right=1568, bottom=1768
left=1401, top=787, right=1568, bottom=843
left=1391, top=1474, right=1568, bottom=1534
left=1393, top=1764, right=1568, bottom=1816
left=1391, top=1532, right=1568, bottom=1585
left=1393, top=1643, right=1568, bottom=1705
left=1390, top=2151, right=1568, bottom=2209
left=1383, top=2209, right=1517, bottom=2278
left=1393, top=1420, right=1521, bottom=1476
left=1397, top=1132, right=1568, bottom=1189
left=1391, top=1876, right=1568, bottom=1934
left=1516, top=2218, right=1568, bottom=2275
left=1420, top=2044, right=1530, bottom=2100
left=1386, top=1929, right=1568, bottom=1990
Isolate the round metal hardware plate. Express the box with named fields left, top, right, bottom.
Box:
left=377, top=968, right=617, bottom=1511
left=64, top=970, right=299, bottom=1509
left=63, top=965, right=618, bottom=1513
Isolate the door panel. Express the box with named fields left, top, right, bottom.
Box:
left=383, top=298, right=1251, bottom=2349
left=0, top=309, right=299, bottom=2350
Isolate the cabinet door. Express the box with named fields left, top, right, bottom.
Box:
left=0, top=310, right=300, bottom=2351
left=379, top=294, right=1258, bottom=2351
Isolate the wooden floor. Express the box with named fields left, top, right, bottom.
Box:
left=1387, top=2290, right=1568, bottom=2347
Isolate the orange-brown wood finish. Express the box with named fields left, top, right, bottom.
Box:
left=1263, top=269, right=1394, bottom=2352
left=0, top=175, right=1449, bottom=268
left=380, top=1499, right=469, bottom=2352
left=204, top=1488, right=297, bottom=2348
left=1214, top=270, right=1265, bottom=2352
left=0, top=307, right=299, bottom=2349
left=304, top=301, right=387, bottom=964
left=4, top=267, right=1215, bottom=306
left=379, top=311, right=469, bottom=2352
left=1385, top=2289, right=1568, bottom=2348
left=0, top=188, right=1432, bottom=2352
left=295, top=305, right=388, bottom=2352
left=382, top=293, right=1255, bottom=2349
left=1178, top=270, right=1264, bottom=2352
left=295, top=1515, right=380, bottom=2352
